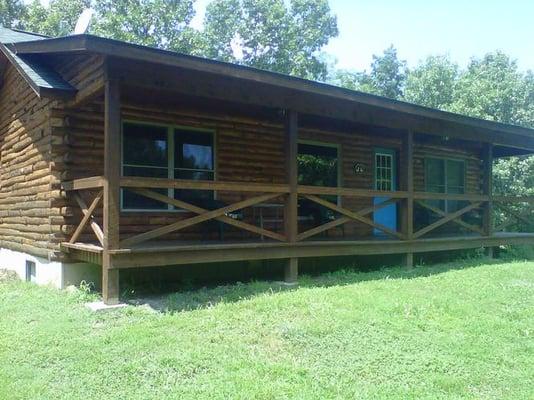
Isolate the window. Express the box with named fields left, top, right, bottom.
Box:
left=425, top=157, right=466, bottom=212
left=174, top=128, right=214, bottom=203
left=122, top=122, right=214, bottom=210
left=297, top=142, right=339, bottom=216
left=375, top=151, right=395, bottom=191
left=123, top=122, right=169, bottom=210
left=25, top=260, right=36, bottom=283
left=297, top=142, right=338, bottom=188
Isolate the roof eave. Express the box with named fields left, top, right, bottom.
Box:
left=0, top=42, right=76, bottom=100
left=9, top=34, right=534, bottom=144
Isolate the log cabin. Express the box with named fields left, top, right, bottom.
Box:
left=1, top=27, right=533, bottom=304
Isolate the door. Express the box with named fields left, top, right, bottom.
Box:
left=373, top=148, right=397, bottom=235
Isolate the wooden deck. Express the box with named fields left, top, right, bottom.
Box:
left=61, top=232, right=534, bottom=269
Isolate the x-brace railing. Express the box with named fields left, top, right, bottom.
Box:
left=120, top=189, right=287, bottom=247
left=69, top=190, right=105, bottom=246
left=297, top=194, right=405, bottom=241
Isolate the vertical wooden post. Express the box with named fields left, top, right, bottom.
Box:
left=102, top=79, right=121, bottom=304
left=284, top=110, right=299, bottom=281
left=482, top=143, right=494, bottom=257
left=401, top=130, right=414, bottom=267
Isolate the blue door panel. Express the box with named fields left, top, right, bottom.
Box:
left=373, top=149, right=397, bottom=236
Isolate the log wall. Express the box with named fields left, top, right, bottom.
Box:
left=0, top=63, right=62, bottom=258
left=0, top=53, right=485, bottom=259
left=58, top=96, right=484, bottom=243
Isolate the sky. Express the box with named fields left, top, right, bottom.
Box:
left=32, top=0, right=533, bottom=72
left=192, top=0, right=534, bottom=72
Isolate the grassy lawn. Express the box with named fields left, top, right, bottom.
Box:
left=1, top=259, right=533, bottom=399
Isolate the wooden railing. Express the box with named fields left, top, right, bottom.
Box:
left=62, top=176, right=534, bottom=248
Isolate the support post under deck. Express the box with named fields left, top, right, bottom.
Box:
left=482, top=143, right=494, bottom=258
left=102, top=78, right=121, bottom=304
left=284, top=110, right=299, bottom=281
left=401, top=130, right=414, bottom=267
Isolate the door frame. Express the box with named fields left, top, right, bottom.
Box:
left=373, top=147, right=398, bottom=235
left=373, top=147, right=397, bottom=191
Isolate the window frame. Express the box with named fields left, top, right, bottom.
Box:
left=424, top=156, right=466, bottom=213
left=373, top=148, right=397, bottom=192
left=121, top=120, right=216, bottom=212
left=297, top=139, right=341, bottom=205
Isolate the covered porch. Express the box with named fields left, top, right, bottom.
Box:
left=60, top=61, right=534, bottom=304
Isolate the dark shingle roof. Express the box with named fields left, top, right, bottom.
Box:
left=0, top=27, right=75, bottom=96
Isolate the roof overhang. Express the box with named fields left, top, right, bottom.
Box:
left=8, top=34, right=534, bottom=155
left=0, top=42, right=76, bottom=99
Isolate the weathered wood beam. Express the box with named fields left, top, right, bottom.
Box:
left=401, top=130, right=415, bottom=266
left=400, top=130, right=414, bottom=245
left=296, top=198, right=401, bottom=241
left=416, top=200, right=485, bottom=235
left=413, top=192, right=489, bottom=202
left=285, top=110, right=298, bottom=243
left=102, top=78, right=121, bottom=305
left=302, top=194, right=404, bottom=239
left=298, top=185, right=409, bottom=199
left=70, top=191, right=104, bottom=245
left=284, top=110, right=299, bottom=283
left=482, top=144, right=493, bottom=237
left=120, top=193, right=282, bottom=247
left=62, top=176, right=104, bottom=191
left=128, top=188, right=286, bottom=242
left=412, top=202, right=482, bottom=239
left=120, top=176, right=290, bottom=193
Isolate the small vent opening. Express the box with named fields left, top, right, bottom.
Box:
left=25, top=261, right=36, bottom=283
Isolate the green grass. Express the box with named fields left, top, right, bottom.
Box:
left=1, top=259, right=533, bottom=399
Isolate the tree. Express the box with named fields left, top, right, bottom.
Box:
left=0, top=0, right=26, bottom=28
left=332, top=45, right=407, bottom=99
left=201, top=0, right=338, bottom=80
left=91, top=0, right=201, bottom=54
left=368, top=45, right=407, bottom=99
left=404, top=55, right=458, bottom=110
left=22, top=0, right=89, bottom=37
left=449, top=51, right=532, bottom=127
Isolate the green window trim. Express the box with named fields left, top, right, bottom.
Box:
left=424, top=156, right=466, bottom=213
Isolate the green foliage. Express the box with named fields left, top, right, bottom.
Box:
left=1, top=260, right=534, bottom=398
left=449, top=51, right=534, bottom=127
left=13, top=0, right=337, bottom=80
left=202, top=0, right=338, bottom=80
left=0, top=0, right=26, bottom=28
left=331, top=45, right=407, bottom=99
left=90, top=0, right=201, bottom=54
left=404, top=55, right=458, bottom=109
left=22, top=0, right=89, bottom=37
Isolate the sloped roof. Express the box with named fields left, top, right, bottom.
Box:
left=0, top=27, right=75, bottom=97
left=1, top=27, right=533, bottom=154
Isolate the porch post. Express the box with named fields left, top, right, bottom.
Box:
left=401, top=130, right=414, bottom=267
left=482, top=143, right=494, bottom=257
left=102, top=79, right=121, bottom=304
left=284, top=110, right=299, bottom=282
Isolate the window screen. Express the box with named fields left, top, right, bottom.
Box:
left=425, top=157, right=465, bottom=212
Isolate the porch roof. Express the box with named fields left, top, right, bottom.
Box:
left=2, top=30, right=534, bottom=154
left=0, top=27, right=75, bottom=98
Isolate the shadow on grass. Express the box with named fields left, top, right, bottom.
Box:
left=129, top=256, right=503, bottom=313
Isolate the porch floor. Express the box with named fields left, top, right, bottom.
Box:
left=61, top=232, right=534, bottom=268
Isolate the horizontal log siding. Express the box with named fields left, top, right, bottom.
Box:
left=0, top=63, right=63, bottom=258
left=59, top=97, right=486, bottom=244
